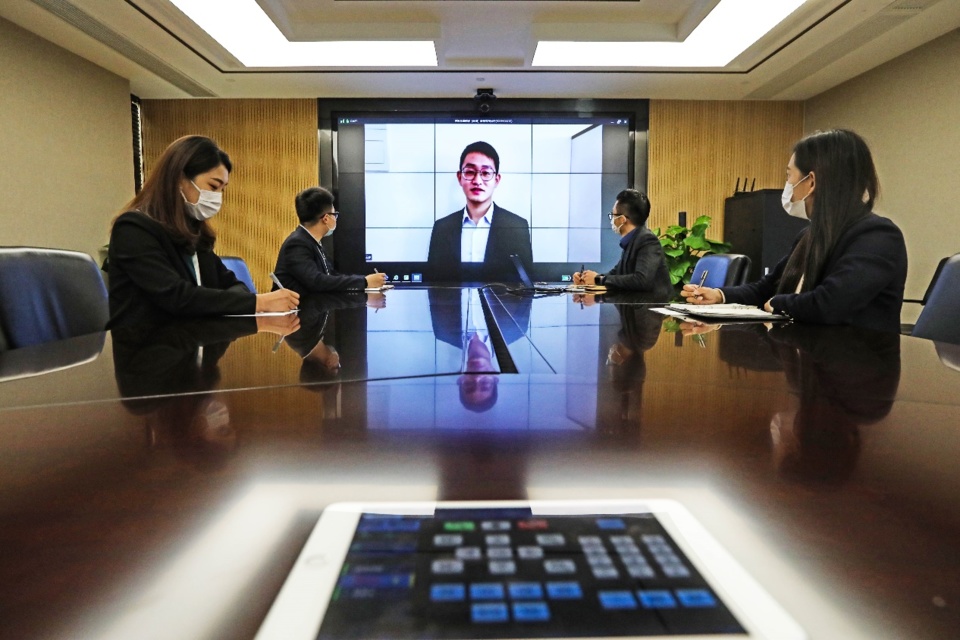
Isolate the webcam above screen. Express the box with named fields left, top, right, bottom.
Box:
left=331, top=113, right=636, bottom=284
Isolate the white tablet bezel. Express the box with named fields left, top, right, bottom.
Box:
left=255, top=500, right=805, bottom=640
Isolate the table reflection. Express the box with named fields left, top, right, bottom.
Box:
left=766, top=324, right=900, bottom=486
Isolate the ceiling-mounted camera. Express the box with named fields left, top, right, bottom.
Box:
left=474, top=88, right=496, bottom=114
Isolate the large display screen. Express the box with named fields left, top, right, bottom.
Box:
left=332, top=114, right=634, bottom=284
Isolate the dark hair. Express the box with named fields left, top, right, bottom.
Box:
left=295, top=186, right=336, bottom=225
left=117, top=135, right=232, bottom=251
left=778, top=129, right=879, bottom=294
left=459, top=141, right=500, bottom=174
left=615, top=189, right=651, bottom=226
left=458, top=376, right=499, bottom=413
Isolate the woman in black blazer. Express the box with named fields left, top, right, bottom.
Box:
left=681, top=129, right=907, bottom=334
left=107, top=136, right=299, bottom=329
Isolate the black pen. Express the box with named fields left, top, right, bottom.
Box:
left=580, top=264, right=585, bottom=285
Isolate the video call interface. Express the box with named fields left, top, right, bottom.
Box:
left=333, top=115, right=633, bottom=283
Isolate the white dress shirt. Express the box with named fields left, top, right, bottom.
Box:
left=460, top=203, right=495, bottom=263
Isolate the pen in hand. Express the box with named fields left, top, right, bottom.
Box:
left=269, top=272, right=284, bottom=290
left=695, top=269, right=709, bottom=300
left=580, top=264, right=585, bottom=285
left=268, top=272, right=287, bottom=352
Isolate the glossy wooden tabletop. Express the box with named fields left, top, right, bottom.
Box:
left=0, top=287, right=958, bottom=639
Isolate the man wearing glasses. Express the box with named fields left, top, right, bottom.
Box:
left=427, top=141, right=533, bottom=281
left=273, top=186, right=387, bottom=293
left=574, top=189, right=672, bottom=295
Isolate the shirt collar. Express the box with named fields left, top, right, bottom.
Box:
left=462, top=202, right=495, bottom=227
left=619, top=226, right=640, bottom=249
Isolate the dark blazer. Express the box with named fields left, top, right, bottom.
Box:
left=107, top=211, right=255, bottom=330
left=427, top=204, right=533, bottom=281
left=603, top=227, right=673, bottom=298
left=720, top=213, right=907, bottom=333
left=273, top=226, right=366, bottom=294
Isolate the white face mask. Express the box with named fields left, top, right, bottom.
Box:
left=324, top=213, right=337, bottom=237
left=781, top=174, right=811, bottom=219
left=182, top=180, right=222, bottom=221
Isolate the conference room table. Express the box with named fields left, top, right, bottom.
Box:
left=0, top=286, right=958, bottom=639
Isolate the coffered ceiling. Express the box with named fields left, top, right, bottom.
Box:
left=2, top=0, right=958, bottom=100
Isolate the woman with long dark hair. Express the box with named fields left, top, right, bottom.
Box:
left=107, top=135, right=298, bottom=328
left=681, top=129, right=906, bottom=333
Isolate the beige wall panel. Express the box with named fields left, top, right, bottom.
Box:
left=648, top=101, right=803, bottom=246
left=0, top=17, right=133, bottom=260
left=804, top=29, right=960, bottom=303
left=140, top=99, right=319, bottom=294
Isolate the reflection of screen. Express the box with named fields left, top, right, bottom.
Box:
left=334, top=115, right=633, bottom=282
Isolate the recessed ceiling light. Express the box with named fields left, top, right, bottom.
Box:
left=532, top=0, right=807, bottom=68
left=169, top=0, right=437, bottom=67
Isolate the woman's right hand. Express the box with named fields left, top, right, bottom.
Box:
left=680, top=285, right=723, bottom=304
left=256, top=289, right=300, bottom=313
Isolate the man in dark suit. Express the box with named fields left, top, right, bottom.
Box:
left=427, top=141, right=533, bottom=282
left=273, top=187, right=387, bottom=294
left=575, top=189, right=672, bottom=298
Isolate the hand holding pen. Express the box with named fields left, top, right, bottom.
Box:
left=679, top=270, right=723, bottom=305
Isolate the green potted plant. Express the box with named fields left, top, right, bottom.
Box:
left=653, top=214, right=731, bottom=290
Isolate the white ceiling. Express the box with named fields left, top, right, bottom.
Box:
left=2, top=0, right=959, bottom=101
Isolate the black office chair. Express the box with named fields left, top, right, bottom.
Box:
left=690, top=254, right=752, bottom=288
left=0, top=247, right=109, bottom=349
left=911, top=254, right=960, bottom=346
left=221, top=255, right=256, bottom=293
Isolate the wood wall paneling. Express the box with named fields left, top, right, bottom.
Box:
left=140, top=99, right=319, bottom=294
left=648, top=101, right=803, bottom=246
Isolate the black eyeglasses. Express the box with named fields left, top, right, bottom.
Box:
left=326, top=210, right=340, bottom=220
left=460, top=168, right=497, bottom=182
left=607, top=212, right=623, bottom=220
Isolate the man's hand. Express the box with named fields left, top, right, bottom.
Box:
left=366, top=272, right=387, bottom=288
left=256, top=289, right=300, bottom=312
left=581, top=270, right=600, bottom=285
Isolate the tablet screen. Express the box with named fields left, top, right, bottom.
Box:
left=316, top=508, right=746, bottom=638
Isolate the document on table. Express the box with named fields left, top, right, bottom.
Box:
left=665, top=303, right=787, bottom=321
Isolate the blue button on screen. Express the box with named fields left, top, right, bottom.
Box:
left=471, top=583, right=505, bottom=600
left=430, top=583, right=465, bottom=602
left=638, top=590, right=678, bottom=608
left=598, top=590, right=638, bottom=610
left=472, top=603, right=509, bottom=623
left=596, top=518, right=627, bottom=530
left=513, top=602, right=550, bottom=622
left=676, top=588, right=717, bottom=607
left=508, top=582, right=544, bottom=600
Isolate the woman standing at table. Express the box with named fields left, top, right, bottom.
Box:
left=681, top=129, right=907, bottom=333
left=107, top=135, right=299, bottom=328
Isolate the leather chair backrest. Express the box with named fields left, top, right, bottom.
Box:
left=0, top=247, right=108, bottom=349
left=912, top=254, right=960, bottom=345
left=221, top=255, right=256, bottom=294
left=691, top=254, right=752, bottom=288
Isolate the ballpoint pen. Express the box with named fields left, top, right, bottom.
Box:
left=580, top=264, right=585, bottom=285
left=269, top=271, right=284, bottom=290
left=268, top=272, right=288, bottom=352
left=695, top=269, right=709, bottom=300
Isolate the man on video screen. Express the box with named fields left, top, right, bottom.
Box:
left=427, top=141, right=533, bottom=281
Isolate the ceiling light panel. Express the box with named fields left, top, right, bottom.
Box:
left=532, top=0, right=808, bottom=68
left=168, top=0, right=437, bottom=67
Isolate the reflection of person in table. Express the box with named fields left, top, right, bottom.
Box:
left=427, top=141, right=532, bottom=281
left=766, top=324, right=900, bottom=486
left=428, top=289, right=530, bottom=413
left=574, top=189, right=672, bottom=297
left=681, top=129, right=907, bottom=334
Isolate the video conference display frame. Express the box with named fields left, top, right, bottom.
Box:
left=317, top=99, right=650, bottom=284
